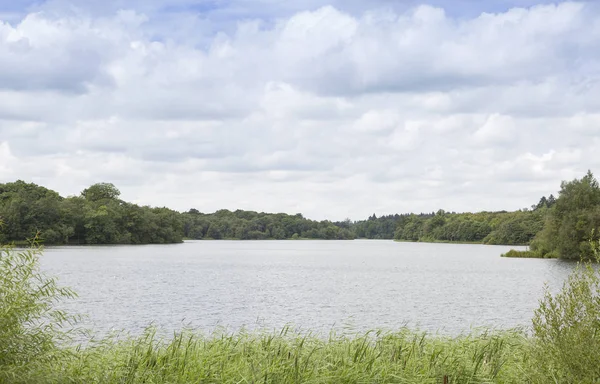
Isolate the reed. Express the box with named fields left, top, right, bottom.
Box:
left=26, top=327, right=529, bottom=384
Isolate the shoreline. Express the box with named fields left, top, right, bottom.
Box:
left=393, top=239, right=530, bottom=247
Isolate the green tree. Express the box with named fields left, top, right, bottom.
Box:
left=532, top=170, right=600, bottom=259
left=535, top=196, right=548, bottom=210
left=81, top=183, right=121, bottom=202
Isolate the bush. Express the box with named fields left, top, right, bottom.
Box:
left=529, top=241, right=600, bottom=382
left=0, top=243, right=78, bottom=381
left=501, top=249, right=544, bottom=258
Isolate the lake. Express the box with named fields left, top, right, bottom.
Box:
left=40, top=240, right=575, bottom=336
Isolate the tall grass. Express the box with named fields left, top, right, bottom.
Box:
left=25, top=327, right=527, bottom=384
left=1, top=241, right=599, bottom=383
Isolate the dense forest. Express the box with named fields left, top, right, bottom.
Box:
left=0, top=181, right=354, bottom=244
left=0, top=182, right=183, bottom=245
left=352, top=207, right=550, bottom=245
left=183, top=209, right=354, bottom=240
left=1, top=171, right=599, bottom=260
left=0, top=179, right=546, bottom=245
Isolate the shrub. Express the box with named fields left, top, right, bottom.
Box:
left=501, top=249, right=544, bottom=258
left=529, top=242, right=600, bottom=382
left=0, top=242, right=78, bottom=381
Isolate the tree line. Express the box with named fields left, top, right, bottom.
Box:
left=1, top=171, right=599, bottom=260
left=183, top=209, right=354, bottom=240
left=0, top=182, right=183, bottom=245
left=0, top=181, right=355, bottom=245
left=350, top=198, right=554, bottom=245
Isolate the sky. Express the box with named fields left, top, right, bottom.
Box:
left=1, top=0, right=599, bottom=220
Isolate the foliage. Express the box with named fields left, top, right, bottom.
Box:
left=81, top=182, right=121, bottom=202
left=0, top=181, right=356, bottom=243
left=501, top=249, right=544, bottom=258
left=22, top=327, right=527, bottom=384
left=531, top=194, right=556, bottom=211
left=0, top=242, right=78, bottom=382
left=1, top=172, right=597, bottom=251
left=376, top=170, right=600, bottom=260
left=530, top=170, right=600, bottom=260
left=0, top=179, right=554, bottom=245
left=352, top=214, right=403, bottom=239
left=183, top=210, right=354, bottom=241
left=0, top=181, right=183, bottom=245
left=379, top=209, right=547, bottom=246
left=529, top=242, right=600, bottom=381
left=0, top=181, right=65, bottom=244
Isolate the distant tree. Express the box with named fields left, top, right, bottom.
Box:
left=535, top=196, right=548, bottom=210
left=0, top=181, right=64, bottom=242
left=0, top=181, right=183, bottom=245
left=81, top=183, right=121, bottom=202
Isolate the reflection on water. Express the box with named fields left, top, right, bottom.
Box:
left=40, top=240, right=575, bottom=335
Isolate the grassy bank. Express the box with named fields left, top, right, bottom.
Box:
left=500, top=249, right=563, bottom=259
left=501, top=250, right=546, bottom=259
left=18, top=328, right=531, bottom=384
left=183, top=236, right=335, bottom=241
left=394, top=239, right=527, bottom=246
left=2, top=244, right=600, bottom=383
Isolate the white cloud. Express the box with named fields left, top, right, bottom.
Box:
left=353, top=110, right=401, bottom=134
left=472, top=114, right=517, bottom=146
left=0, top=142, right=17, bottom=178
left=1, top=2, right=600, bottom=219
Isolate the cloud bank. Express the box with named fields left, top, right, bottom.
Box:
left=1, top=1, right=599, bottom=220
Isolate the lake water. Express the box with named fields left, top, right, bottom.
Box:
left=40, top=240, right=575, bottom=336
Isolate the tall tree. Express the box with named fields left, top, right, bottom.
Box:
left=532, top=171, right=600, bottom=260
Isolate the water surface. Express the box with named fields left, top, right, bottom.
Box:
left=41, top=240, right=574, bottom=335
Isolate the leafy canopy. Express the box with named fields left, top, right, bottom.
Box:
left=81, top=182, right=121, bottom=202
left=531, top=170, right=600, bottom=260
